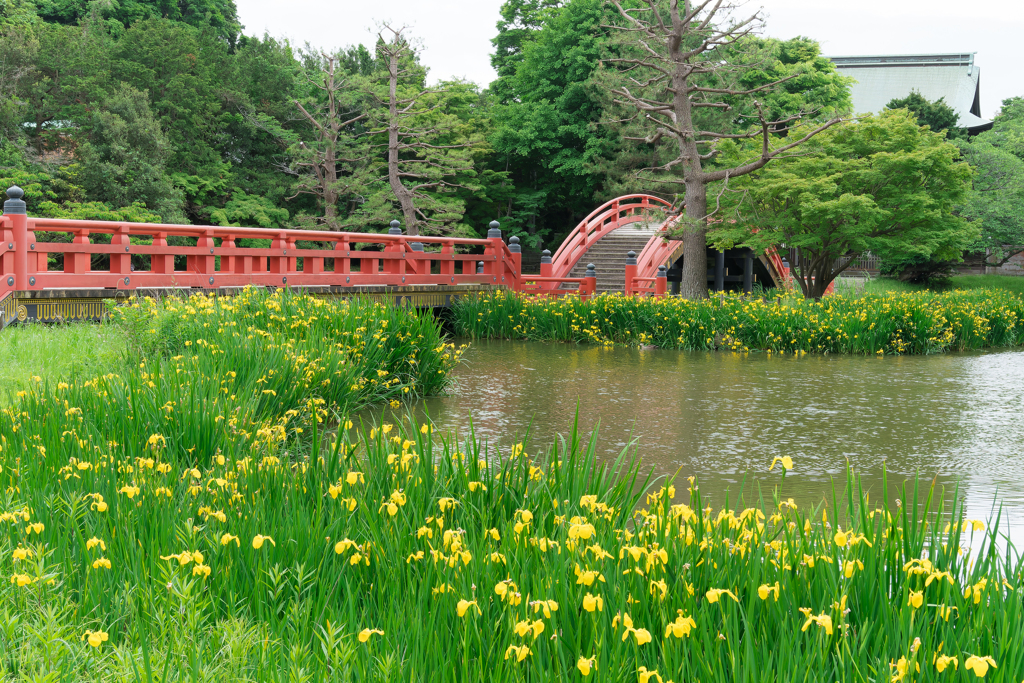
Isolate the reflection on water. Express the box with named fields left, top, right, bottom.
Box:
left=370, top=340, right=1024, bottom=543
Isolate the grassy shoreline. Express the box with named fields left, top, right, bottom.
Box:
left=453, top=289, right=1024, bottom=355
left=1, top=411, right=1020, bottom=680
left=0, top=287, right=1021, bottom=680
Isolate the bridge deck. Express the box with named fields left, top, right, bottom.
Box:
left=0, top=284, right=501, bottom=329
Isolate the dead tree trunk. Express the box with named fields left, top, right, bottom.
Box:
left=292, top=54, right=365, bottom=231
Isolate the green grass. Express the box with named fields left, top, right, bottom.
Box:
left=1, top=288, right=1022, bottom=681
left=1, top=407, right=1021, bottom=680
left=0, top=321, right=124, bottom=401
left=835, top=275, right=1024, bottom=297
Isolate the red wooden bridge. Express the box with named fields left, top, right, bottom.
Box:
left=1, top=187, right=790, bottom=327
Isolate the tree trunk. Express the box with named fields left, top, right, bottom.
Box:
left=679, top=179, right=709, bottom=299
left=670, top=1, right=710, bottom=300
left=386, top=46, right=418, bottom=236
left=322, top=58, right=340, bottom=230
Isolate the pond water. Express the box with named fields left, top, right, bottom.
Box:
left=370, top=340, right=1024, bottom=545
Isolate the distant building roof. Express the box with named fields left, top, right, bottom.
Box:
left=827, top=53, right=992, bottom=133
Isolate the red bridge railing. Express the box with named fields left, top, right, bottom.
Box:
left=540, top=194, right=673, bottom=289
left=1, top=187, right=614, bottom=302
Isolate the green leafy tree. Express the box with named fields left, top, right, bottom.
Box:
left=218, top=34, right=306, bottom=225
left=0, top=0, right=38, bottom=27
left=112, top=18, right=233, bottom=184
left=76, top=83, right=186, bottom=222
left=709, top=110, right=975, bottom=298
left=959, top=96, right=1024, bottom=267
left=355, top=26, right=486, bottom=237
left=18, top=17, right=112, bottom=155
left=0, top=21, right=37, bottom=147
left=490, top=0, right=565, bottom=105
left=34, top=0, right=241, bottom=45
left=209, top=191, right=289, bottom=228
left=887, top=91, right=964, bottom=140
left=599, top=0, right=845, bottom=299
left=288, top=49, right=369, bottom=230
left=490, top=0, right=609, bottom=248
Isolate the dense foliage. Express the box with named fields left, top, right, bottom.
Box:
left=453, top=288, right=1024, bottom=355
left=959, top=97, right=1024, bottom=265
left=1, top=0, right=1020, bottom=288
left=2, top=382, right=1020, bottom=679
left=708, top=111, right=975, bottom=297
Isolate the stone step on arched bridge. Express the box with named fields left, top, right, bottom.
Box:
left=560, top=225, right=662, bottom=293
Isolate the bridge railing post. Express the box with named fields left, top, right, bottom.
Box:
left=655, top=264, right=667, bottom=298
left=4, top=186, right=29, bottom=290
left=67, top=229, right=92, bottom=275
left=584, top=263, right=597, bottom=299
left=624, top=250, right=637, bottom=297
left=538, top=249, right=552, bottom=290
left=439, top=240, right=455, bottom=278
left=408, top=240, right=424, bottom=276
left=506, top=235, right=522, bottom=290
left=486, top=220, right=504, bottom=285
left=334, top=237, right=351, bottom=276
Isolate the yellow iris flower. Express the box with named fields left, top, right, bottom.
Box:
left=357, top=628, right=383, bottom=643
left=582, top=593, right=603, bottom=613
left=705, top=588, right=738, bottom=604
left=252, top=535, right=275, bottom=550
left=82, top=630, right=109, bottom=648
left=456, top=599, right=480, bottom=617
left=576, top=656, right=596, bottom=676
left=504, top=644, right=531, bottom=662
left=964, top=655, right=997, bottom=678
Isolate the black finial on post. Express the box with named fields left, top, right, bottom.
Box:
left=656, top=264, right=668, bottom=277
left=388, top=220, right=402, bottom=235
left=3, top=186, right=26, bottom=215
left=585, top=263, right=597, bottom=278
left=410, top=242, right=424, bottom=252
left=625, top=250, right=637, bottom=266
left=487, top=220, right=501, bottom=239
left=476, top=261, right=484, bottom=274
left=507, top=235, right=521, bottom=253
left=540, top=249, right=552, bottom=265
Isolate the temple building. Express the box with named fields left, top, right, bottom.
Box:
left=828, top=53, right=993, bottom=133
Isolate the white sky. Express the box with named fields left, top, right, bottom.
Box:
left=237, top=0, right=1023, bottom=119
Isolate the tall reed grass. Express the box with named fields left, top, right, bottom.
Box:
left=1, top=288, right=1021, bottom=681
left=1, top=411, right=1020, bottom=681
left=453, top=289, right=1024, bottom=354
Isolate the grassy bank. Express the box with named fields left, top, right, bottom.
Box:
left=2, top=288, right=1021, bottom=681
left=3, top=289, right=464, bottom=465
left=836, top=275, right=1024, bottom=297
left=1, top=408, right=1020, bottom=680
left=0, top=322, right=124, bottom=400
left=453, top=289, right=1024, bottom=354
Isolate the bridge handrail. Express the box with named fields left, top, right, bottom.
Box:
left=633, top=216, right=683, bottom=282
left=1, top=198, right=523, bottom=295
left=545, top=194, right=672, bottom=287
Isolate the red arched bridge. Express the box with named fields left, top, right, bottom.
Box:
left=1, top=187, right=792, bottom=327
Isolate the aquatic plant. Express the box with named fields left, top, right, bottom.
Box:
left=453, top=289, right=1024, bottom=355
left=1, top=288, right=1021, bottom=681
